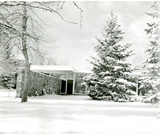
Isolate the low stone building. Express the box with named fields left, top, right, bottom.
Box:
left=16, top=65, right=91, bottom=97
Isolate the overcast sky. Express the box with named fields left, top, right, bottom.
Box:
left=38, top=1, right=153, bottom=69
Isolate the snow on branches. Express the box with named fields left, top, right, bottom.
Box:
left=83, top=11, right=136, bottom=101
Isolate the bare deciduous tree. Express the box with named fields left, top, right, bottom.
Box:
left=0, top=1, right=83, bottom=102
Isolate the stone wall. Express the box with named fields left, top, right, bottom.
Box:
left=16, top=67, right=61, bottom=97
left=28, top=71, right=61, bottom=96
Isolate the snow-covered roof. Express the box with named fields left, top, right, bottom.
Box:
left=30, top=65, right=158, bottom=77
left=73, top=68, right=92, bottom=74
left=128, top=70, right=148, bottom=77
left=30, top=65, right=92, bottom=74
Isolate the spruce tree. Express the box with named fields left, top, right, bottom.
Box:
left=143, top=2, right=160, bottom=102
left=84, top=12, right=135, bottom=101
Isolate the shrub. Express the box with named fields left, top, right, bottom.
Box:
left=0, top=73, right=16, bottom=89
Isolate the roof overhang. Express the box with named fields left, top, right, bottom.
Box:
left=127, top=69, right=150, bottom=77
left=128, top=72, right=148, bottom=77
left=31, top=65, right=156, bottom=77
left=30, top=65, right=92, bottom=74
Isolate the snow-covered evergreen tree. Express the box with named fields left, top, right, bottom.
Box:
left=144, top=2, right=160, bottom=94
left=84, top=12, right=136, bottom=101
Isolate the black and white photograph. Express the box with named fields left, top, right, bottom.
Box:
left=0, top=1, right=160, bottom=134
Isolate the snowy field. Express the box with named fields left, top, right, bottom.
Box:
left=0, top=90, right=160, bottom=134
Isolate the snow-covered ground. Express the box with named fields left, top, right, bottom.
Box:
left=0, top=92, right=160, bottom=134
left=0, top=89, right=16, bottom=97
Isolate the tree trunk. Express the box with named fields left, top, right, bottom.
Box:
left=21, top=63, right=30, bottom=102
left=21, top=2, right=30, bottom=103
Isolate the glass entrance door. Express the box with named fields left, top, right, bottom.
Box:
left=61, top=80, right=66, bottom=94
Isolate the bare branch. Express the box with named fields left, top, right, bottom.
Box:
left=28, top=45, right=45, bottom=63
left=0, top=1, right=23, bottom=7
left=56, top=1, right=65, bottom=11
left=73, top=1, right=83, bottom=29
left=26, top=2, right=78, bottom=25
left=28, top=7, right=55, bottom=27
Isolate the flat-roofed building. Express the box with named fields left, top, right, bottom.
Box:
left=30, top=65, right=92, bottom=95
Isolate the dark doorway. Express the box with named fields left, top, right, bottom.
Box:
left=67, top=80, right=73, bottom=94
left=61, top=80, right=66, bottom=93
